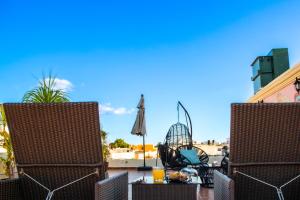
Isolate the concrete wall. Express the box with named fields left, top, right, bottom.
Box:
left=264, top=84, right=299, bottom=102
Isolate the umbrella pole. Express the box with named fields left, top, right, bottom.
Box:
left=137, top=135, right=152, bottom=171
left=143, top=135, right=146, bottom=167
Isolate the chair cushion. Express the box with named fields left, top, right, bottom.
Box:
left=179, top=149, right=201, bottom=165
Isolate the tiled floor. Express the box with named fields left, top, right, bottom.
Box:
left=108, top=169, right=214, bottom=200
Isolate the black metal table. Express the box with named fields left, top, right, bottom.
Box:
left=131, top=176, right=201, bottom=200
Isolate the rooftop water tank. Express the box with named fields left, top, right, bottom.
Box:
left=251, top=48, right=289, bottom=94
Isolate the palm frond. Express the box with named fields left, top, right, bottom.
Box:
left=22, top=74, right=70, bottom=103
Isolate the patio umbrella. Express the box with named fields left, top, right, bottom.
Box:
left=131, top=94, right=152, bottom=171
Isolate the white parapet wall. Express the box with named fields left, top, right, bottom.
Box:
left=108, top=144, right=226, bottom=168
left=108, top=155, right=224, bottom=168
left=108, top=158, right=163, bottom=168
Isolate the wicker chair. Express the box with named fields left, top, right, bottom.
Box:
left=214, top=103, right=300, bottom=200
left=0, top=102, right=128, bottom=200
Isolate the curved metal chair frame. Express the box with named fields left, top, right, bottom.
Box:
left=158, top=144, right=209, bottom=170
left=165, top=122, right=192, bottom=150
left=177, top=145, right=209, bottom=165
left=158, top=101, right=209, bottom=170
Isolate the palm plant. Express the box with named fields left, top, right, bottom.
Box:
left=23, top=75, right=70, bottom=103
left=0, top=105, right=15, bottom=177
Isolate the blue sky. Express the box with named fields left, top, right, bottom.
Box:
left=1, top=0, right=300, bottom=144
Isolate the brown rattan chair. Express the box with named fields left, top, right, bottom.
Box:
left=0, top=102, right=128, bottom=200
left=214, top=103, right=300, bottom=200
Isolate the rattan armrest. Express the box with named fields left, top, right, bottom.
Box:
left=214, top=170, right=234, bottom=200
left=0, top=178, right=23, bottom=200
left=95, top=172, right=128, bottom=200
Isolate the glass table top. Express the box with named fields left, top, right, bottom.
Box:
left=131, top=176, right=202, bottom=185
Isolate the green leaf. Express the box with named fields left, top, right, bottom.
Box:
left=22, top=73, right=70, bottom=103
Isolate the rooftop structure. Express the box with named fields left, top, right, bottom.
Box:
left=251, top=48, right=290, bottom=93
left=248, top=62, right=300, bottom=102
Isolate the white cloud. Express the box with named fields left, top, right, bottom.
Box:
left=100, top=103, right=135, bottom=115
left=44, top=78, right=73, bottom=92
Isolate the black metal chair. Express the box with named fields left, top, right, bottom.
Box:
left=177, top=145, right=209, bottom=165
left=220, top=152, right=229, bottom=175
left=157, top=102, right=209, bottom=170
left=157, top=102, right=230, bottom=188
left=198, top=152, right=229, bottom=188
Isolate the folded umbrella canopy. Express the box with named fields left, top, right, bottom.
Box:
left=131, top=94, right=152, bottom=170
left=131, top=94, right=146, bottom=136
